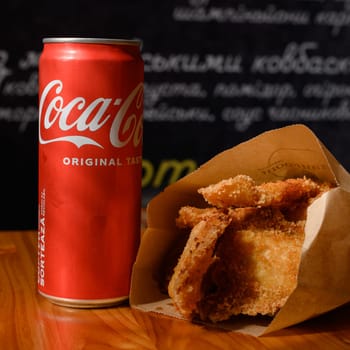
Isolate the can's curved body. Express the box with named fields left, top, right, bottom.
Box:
left=38, top=38, right=144, bottom=307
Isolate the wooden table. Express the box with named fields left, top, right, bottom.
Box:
left=1, top=231, right=350, bottom=350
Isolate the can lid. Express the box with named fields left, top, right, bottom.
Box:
left=42, top=37, right=142, bottom=47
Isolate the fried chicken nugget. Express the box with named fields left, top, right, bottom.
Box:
left=198, top=207, right=305, bottom=322
left=176, top=206, right=225, bottom=229
left=198, top=175, right=258, bottom=208
left=168, top=211, right=231, bottom=319
left=198, top=175, right=323, bottom=208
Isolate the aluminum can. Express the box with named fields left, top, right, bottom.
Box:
left=38, top=37, right=144, bottom=307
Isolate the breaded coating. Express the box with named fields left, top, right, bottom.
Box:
left=257, top=178, right=320, bottom=207
left=176, top=206, right=225, bottom=229
left=198, top=175, right=258, bottom=208
left=198, top=175, right=325, bottom=208
left=168, top=212, right=231, bottom=319
left=167, top=175, right=334, bottom=322
left=198, top=208, right=305, bottom=322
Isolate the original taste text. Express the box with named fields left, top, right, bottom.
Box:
left=62, top=156, right=142, bottom=167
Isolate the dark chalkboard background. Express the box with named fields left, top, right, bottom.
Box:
left=1, top=0, right=350, bottom=229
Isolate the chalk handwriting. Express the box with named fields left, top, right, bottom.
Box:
left=143, top=53, right=243, bottom=74
left=0, top=50, right=12, bottom=87
left=0, top=106, right=38, bottom=132
left=213, top=81, right=296, bottom=105
left=18, top=51, right=40, bottom=70
left=144, top=82, right=207, bottom=107
left=144, top=104, right=215, bottom=122
left=303, top=81, right=350, bottom=106
left=173, top=4, right=310, bottom=25
left=221, top=107, right=264, bottom=131
left=269, top=99, right=350, bottom=122
left=0, top=50, right=39, bottom=132
left=2, top=72, right=37, bottom=96
left=315, top=10, right=350, bottom=36
left=251, top=42, right=350, bottom=75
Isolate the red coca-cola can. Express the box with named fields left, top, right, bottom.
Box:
left=38, top=37, right=144, bottom=307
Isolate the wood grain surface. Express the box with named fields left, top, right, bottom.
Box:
left=1, top=230, right=350, bottom=350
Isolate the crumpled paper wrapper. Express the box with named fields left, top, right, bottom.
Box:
left=130, top=124, right=350, bottom=336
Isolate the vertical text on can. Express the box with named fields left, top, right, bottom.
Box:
left=38, top=37, right=144, bottom=307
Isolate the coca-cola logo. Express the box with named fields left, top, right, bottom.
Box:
left=39, top=80, right=143, bottom=148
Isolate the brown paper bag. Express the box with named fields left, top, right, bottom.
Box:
left=130, top=124, right=350, bottom=336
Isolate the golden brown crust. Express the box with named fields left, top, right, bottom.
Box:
left=176, top=206, right=226, bottom=229
left=198, top=175, right=258, bottom=208
left=198, top=176, right=326, bottom=209
left=168, top=211, right=231, bottom=319
left=167, top=175, right=334, bottom=322
left=199, top=207, right=305, bottom=321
